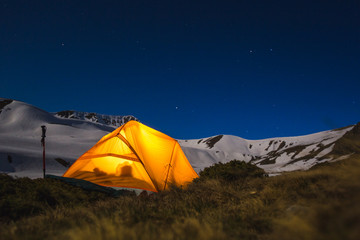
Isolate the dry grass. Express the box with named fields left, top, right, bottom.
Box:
left=1, top=156, right=360, bottom=240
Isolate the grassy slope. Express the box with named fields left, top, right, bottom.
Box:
left=1, top=156, right=360, bottom=240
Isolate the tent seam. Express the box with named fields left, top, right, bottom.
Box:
left=163, top=141, right=177, bottom=191
left=116, top=134, right=159, bottom=191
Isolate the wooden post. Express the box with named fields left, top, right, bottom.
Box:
left=41, top=125, right=47, bottom=178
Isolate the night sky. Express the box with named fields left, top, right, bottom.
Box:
left=1, top=0, right=359, bottom=139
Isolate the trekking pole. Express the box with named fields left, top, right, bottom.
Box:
left=41, top=125, right=47, bottom=178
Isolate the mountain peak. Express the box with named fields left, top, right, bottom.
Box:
left=54, top=110, right=138, bottom=128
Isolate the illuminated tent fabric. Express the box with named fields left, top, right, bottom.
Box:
left=63, top=120, right=198, bottom=192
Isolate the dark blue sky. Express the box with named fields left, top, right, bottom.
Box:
left=1, top=0, right=359, bottom=139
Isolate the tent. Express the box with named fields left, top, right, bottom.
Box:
left=63, top=120, right=198, bottom=192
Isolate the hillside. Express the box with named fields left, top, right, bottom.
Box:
left=1, top=156, right=359, bottom=240
left=0, top=98, right=133, bottom=178
left=0, top=98, right=359, bottom=178
left=179, top=124, right=356, bottom=174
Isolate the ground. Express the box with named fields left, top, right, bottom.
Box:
left=1, top=156, right=360, bottom=240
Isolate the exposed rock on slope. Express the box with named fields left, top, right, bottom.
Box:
left=54, top=110, right=137, bottom=128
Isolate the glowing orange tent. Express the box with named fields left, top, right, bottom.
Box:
left=63, top=120, right=198, bottom=192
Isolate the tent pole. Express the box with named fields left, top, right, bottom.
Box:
left=163, top=141, right=177, bottom=191
left=116, top=134, right=159, bottom=191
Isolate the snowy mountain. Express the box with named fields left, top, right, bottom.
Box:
left=0, top=98, right=133, bottom=178
left=0, top=98, right=359, bottom=178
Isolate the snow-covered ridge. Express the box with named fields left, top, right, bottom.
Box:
left=54, top=110, right=137, bottom=128
left=179, top=125, right=355, bottom=174
left=0, top=97, right=358, bottom=178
